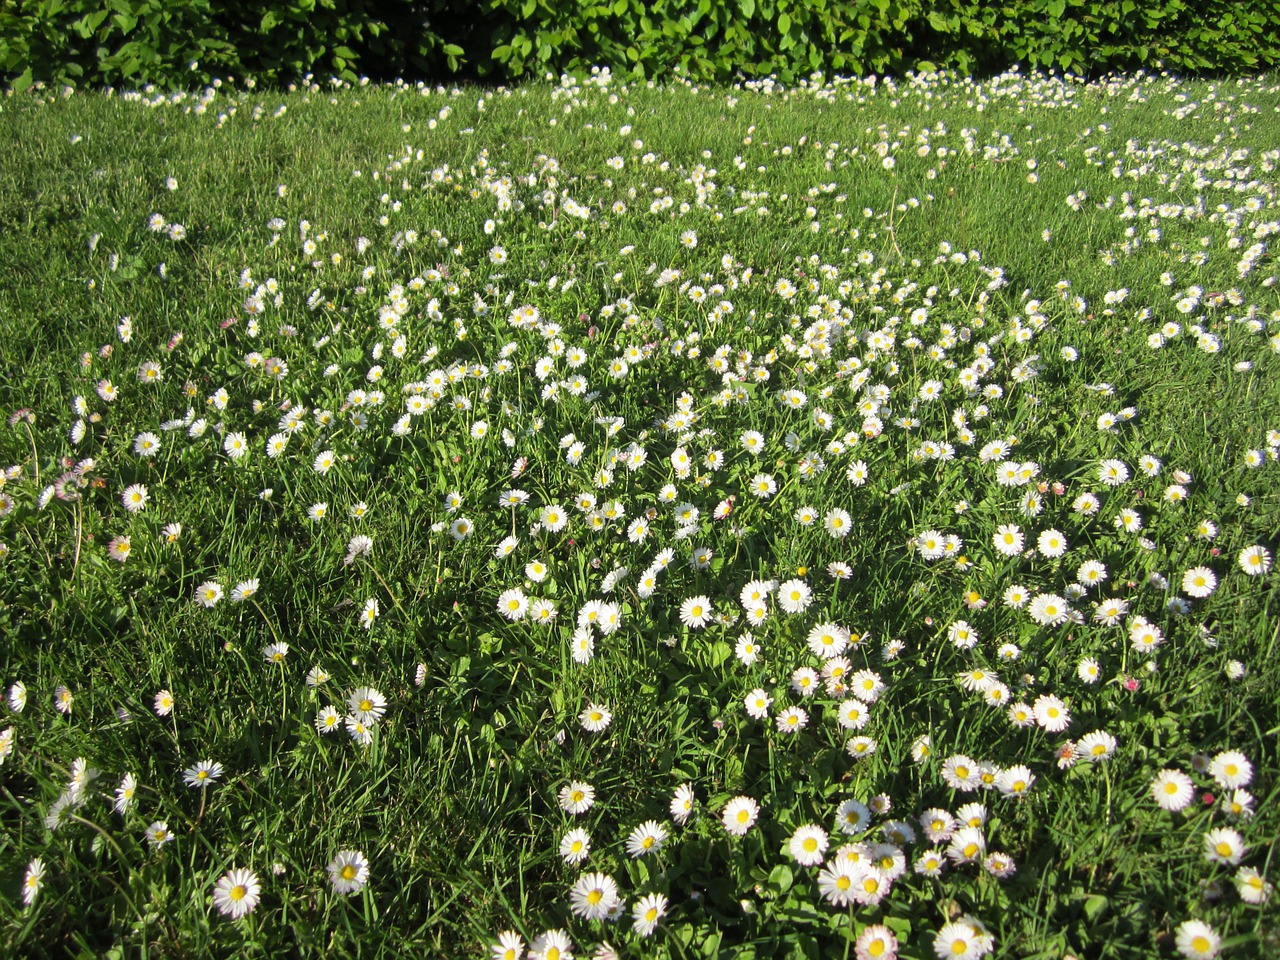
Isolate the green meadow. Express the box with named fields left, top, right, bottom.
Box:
left=0, top=69, right=1277, bottom=959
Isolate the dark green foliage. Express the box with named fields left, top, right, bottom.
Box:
left=2, top=0, right=1280, bottom=89
left=0, top=0, right=464, bottom=91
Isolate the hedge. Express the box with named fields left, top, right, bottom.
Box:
left=3, top=0, right=1280, bottom=91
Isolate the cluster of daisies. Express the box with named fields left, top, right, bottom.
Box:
left=2, top=66, right=1277, bottom=960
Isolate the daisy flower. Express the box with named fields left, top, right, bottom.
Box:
left=195, top=580, right=224, bottom=607
left=1027, top=593, right=1069, bottom=627
left=212, top=867, right=261, bottom=919
left=678, top=595, right=713, bottom=629
left=788, top=824, right=829, bottom=866
left=230, top=579, right=259, bottom=603
left=1181, top=566, right=1217, bottom=598
left=1174, top=920, right=1220, bottom=959
left=315, top=706, right=342, bottom=734
left=1151, top=769, right=1195, bottom=811
left=625, top=820, right=668, bottom=858
left=567, top=872, right=619, bottom=921
left=1235, top=866, right=1273, bottom=905
left=1209, top=750, right=1253, bottom=789
left=1033, top=694, right=1071, bottom=732
left=22, top=857, right=45, bottom=907
left=722, top=796, right=760, bottom=836
left=1203, top=827, right=1245, bottom=865
left=579, top=703, right=612, bottom=733
left=855, top=925, right=898, bottom=960
left=1078, top=729, right=1117, bottom=762
left=327, top=850, right=370, bottom=895
left=777, top=578, right=812, bottom=613
left=932, top=918, right=994, bottom=959
left=154, top=689, right=175, bottom=716
left=817, top=858, right=858, bottom=906
left=992, top=524, right=1023, bottom=557
left=223, top=432, right=248, bottom=460
left=108, top=535, right=132, bottom=562
left=491, top=931, right=525, bottom=960
left=122, top=484, right=149, bottom=512
left=113, top=773, right=137, bottom=814
left=184, top=759, right=223, bottom=788
left=559, top=781, right=595, bottom=815
left=145, top=821, right=175, bottom=850
left=776, top=706, right=808, bottom=734
left=348, top=687, right=387, bottom=724
left=559, top=827, right=591, bottom=865
left=1238, top=544, right=1272, bottom=575
left=527, top=930, right=572, bottom=960
left=670, top=783, right=696, bottom=824
left=631, top=892, right=668, bottom=937
left=1098, top=459, right=1129, bottom=486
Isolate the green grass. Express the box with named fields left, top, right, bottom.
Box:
left=0, top=70, right=1278, bottom=959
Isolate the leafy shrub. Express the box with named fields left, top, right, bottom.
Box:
left=2, top=0, right=1280, bottom=90
left=0, top=0, right=461, bottom=91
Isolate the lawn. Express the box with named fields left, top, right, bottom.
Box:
left=0, top=68, right=1277, bottom=959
